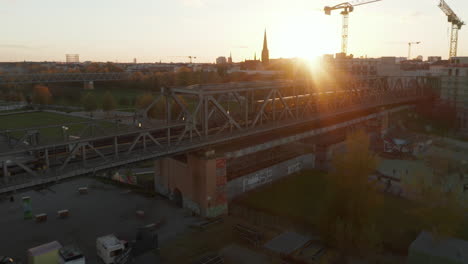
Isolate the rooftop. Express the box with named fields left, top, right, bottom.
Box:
left=410, top=231, right=468, bottom=262
left=97, top=235, right=122, bottom=250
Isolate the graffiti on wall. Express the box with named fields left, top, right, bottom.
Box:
left=211, top=158, right=228, bottom=217
left=243, top=168, right=273, bottom=192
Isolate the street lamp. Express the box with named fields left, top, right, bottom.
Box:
left=62, top=126, right=69, bottom=141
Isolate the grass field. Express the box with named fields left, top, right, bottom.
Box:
left=238, top=170, right=468, bottom=254
left=0, top=111, right=117, bottom=143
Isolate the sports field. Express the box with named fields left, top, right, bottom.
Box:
left=0, top=111, right=117, bottom=144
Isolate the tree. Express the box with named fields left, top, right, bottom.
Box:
left=32, top=85, right=52, bottom=105
left=135, top=93, right=157, bottom=118
left=119, top=97, right=131, bottom=107
left=175, top=67, right=193, bottom=86
left=102, top=91, right=117, bottom=114
left=135, top=93, right=186, bottom=120
left=408, top=179, right=465, bottom=239
left=404, top=158, right=466, bottom=240
left=82, top=93, right=98, bottom=116
left=319, top=129, right=382, bottom=255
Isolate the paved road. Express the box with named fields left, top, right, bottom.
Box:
left=0, top=177, right=198, bottom=263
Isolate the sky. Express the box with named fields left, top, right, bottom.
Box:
left=0, top=0, right=467, bottom=63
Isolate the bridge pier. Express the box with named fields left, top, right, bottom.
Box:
left=155, top=150, right=227, bottom=218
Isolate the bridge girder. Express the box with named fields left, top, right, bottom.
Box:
left=0, top=76, right=434, bottom=191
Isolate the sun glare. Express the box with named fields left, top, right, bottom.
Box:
left=274, top=12, right=338, bottom=60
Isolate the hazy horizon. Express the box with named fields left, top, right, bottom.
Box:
left=1, top=0, right=467, bottom=63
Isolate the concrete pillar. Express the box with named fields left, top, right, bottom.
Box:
left=188, top=150, right=227, bottom=218
left=114, top=137, right=119, bottom=158
left=82, top=145, right=87, bottom=166
left=44, top=149, right=50, bottom=170
left=3, top=161, right=9, bottom=184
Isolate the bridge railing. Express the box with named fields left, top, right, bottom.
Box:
left=0, top=76, right=434, bottom=188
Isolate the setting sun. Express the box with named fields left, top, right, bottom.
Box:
left=272, top=10, right=340, bottom=60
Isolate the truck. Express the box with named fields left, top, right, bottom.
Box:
left=96, top=235, right=129, bottom=264
left=58, top=245, right=85, bottom=264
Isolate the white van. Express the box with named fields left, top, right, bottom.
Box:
left=96, top=235, right=127, bottom=264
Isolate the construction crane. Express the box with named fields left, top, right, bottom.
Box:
left=168, top=56, right=198, bottom=63
left=408, top=42, right=421, bottom=60
left=187, top=56, right=197, bottom=63
left=438, top=0, right=464, bottom=58
left=324, top=0, right=383, bottom=55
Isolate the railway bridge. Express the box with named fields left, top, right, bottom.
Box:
left=0, top=76, right=435, bottom=216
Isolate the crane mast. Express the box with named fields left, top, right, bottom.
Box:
left=324, top=0, right=382, bottom=55
left=438, top=0, right=464, bottom=58
left=408, top=42, right=421, bottom=60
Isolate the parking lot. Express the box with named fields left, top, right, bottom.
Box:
left=0, top=177, right=198, bottom=263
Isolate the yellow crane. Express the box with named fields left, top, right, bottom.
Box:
left=438, top=0, right=464, bottom=58
left=324, top=0, right=383, bottom=55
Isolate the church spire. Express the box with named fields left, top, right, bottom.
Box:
left=262, top=29, right=269, bottom=65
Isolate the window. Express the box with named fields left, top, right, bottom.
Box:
left=456, top=69, right=460, bottom=76
left=110, top=249, right=123, bottom=257
left=449, top=69, right=453, bottom=76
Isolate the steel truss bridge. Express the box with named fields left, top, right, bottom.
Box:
left=0, top=76, right=434, bottom=193
left=0, top=72, right=130, bottom=85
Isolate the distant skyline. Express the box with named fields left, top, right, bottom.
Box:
left=1, top=0, right=467, bottom=62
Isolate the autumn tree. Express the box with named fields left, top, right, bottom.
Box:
left=135, top=93, right=186, bottom=120
left=32, top=85, right=52, bottom=105
left=416, top=190, right=465, bottom=240
left=175, top=67, right=193, bottom=86
left=319, top=129, right=382, bottom=255
left=82, top=93, right=98, bottom=116
left=102, top=91, right=117, bottom=114
left=404, top=157, right=466, bottom=239
left=135, top=93, right=158, bottom=119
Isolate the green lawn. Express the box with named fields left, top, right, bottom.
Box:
left=239, top=170, right=468, bottom=254
left=0, top=111, right=117, bottom=143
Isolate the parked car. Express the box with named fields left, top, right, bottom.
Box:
left=0, top=256, right=15, bottom=264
